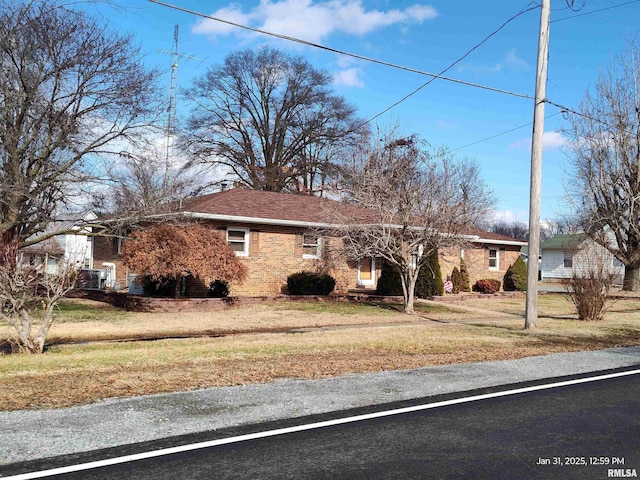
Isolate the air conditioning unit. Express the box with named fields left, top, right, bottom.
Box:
left=77, top=269, right=107, bottom=290
left=128, top=274, right=144, bottom=295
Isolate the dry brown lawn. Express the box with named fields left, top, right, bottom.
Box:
left=1, top=293, right=639, bottom=412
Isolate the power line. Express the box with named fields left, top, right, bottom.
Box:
left=359, top=3, right=539, bottom=127
left=451, top=111, right=563, bottom=152
left=545, top=98, right=640, bottom=138
left=551, top=0, right=640, bottom=22
left=147, top=0, right=534, bottom=101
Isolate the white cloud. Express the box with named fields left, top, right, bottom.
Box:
left=436, top=120, right=456, bottom=129
left=503, top=48, right=528, bottom=70
left=542, top=131, right=566, bottom=149
left=333, top=67, right=365, bottom=87
left=509, top=131, right=567, bottom=151
left=192, top=1, right=438, bottom=43
left=457, top=49, right=528, bottom=76
left=192, top=5, right=254, bottom=37
left=491, top=209, right=528, bottom=223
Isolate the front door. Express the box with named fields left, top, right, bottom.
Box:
left=358, top=257, right=376, bottom=287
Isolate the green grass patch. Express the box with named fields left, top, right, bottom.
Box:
left=412, top=302, right=465, bottom=315
left=52, top=300, right=131, bottom=323
left=268, top=300, right=396, bottom=316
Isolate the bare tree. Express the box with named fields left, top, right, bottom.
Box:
left=182, top=46, right=365, bottom=193
left=488, top=220, right=529, bottom=241
left=89, top=148, right=196, bottom=217
left=0, top=0, right=160, bottom=353
left=0, top=242, right=78, bottom=353
left=564, top=42, right=640, bottom=291
left=330, top=132, right=495, bottom=313
left=0, top=0, right=161, bottom=247
left=562, top=249, right=618, bottom=322
left=540, top=217, right=578, bottom=241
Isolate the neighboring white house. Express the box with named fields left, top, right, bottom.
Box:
left=540, top=233, right=624, bottom=283
left=21, top=212, right=96, bottom=274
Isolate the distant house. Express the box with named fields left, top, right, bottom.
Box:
left=540, top=233, right=624, bottom=282
left=92, top=188, right=525, bottom=296
left=20, top=212, right=96, bottom=274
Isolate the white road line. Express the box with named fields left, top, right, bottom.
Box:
left=4, top=368, right=640, bottom=479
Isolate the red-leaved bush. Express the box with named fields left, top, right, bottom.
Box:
left=472, top=279, right=501, bottom=294
left=121, top=224, right=247, bottom=295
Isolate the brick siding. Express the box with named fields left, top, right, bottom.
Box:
left=92, top=223, right=520, bottom=296
left=440, top=244, right=522, bottom=290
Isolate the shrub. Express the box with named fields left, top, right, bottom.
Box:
left=473, top=279, right=501, bottom=294
left=451, top=267, right=462, bottom=294
left=459, top=258, right=471, bottom=292
left=287, top=271, right=336, bottom=295
left=415, top=248, right=444, bottom=298
left=122, top=224, right=247, bottom=298
left=376, top=261, right=404, bottom=296
left=208, top=280, right=229, bottom=298
left=562, top=262, right=616, bottom=321
left=503, top=256, right=528, bottom=291
left=141, top=276, right=178, bottom=297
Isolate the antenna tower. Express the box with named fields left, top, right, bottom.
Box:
left=157, top=25, right=201, bottom=166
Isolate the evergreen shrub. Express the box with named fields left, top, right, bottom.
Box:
left=376, top=261, right=404, bottom=296
left=503, top=256, right=528, bottom=291
left=287, top=271, right=336, bottom=295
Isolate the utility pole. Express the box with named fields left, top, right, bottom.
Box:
left=525, top=0, right=551, bottom=329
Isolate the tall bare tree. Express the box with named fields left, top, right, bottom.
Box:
left=487, top=220, right=529, bottom=241
left=564, top=42, right=640, bottom=291
left=330, top=132, right=495, bottom=313
left=0, top=0, right=160, bottom=247
left=88, top=147, right=196, bottom=217
left=182, top=46, right=365, bottom=193
left=0, top=0, right=160, bottom=353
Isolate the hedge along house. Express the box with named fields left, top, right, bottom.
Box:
left=92, top=188, right=526, bottom=296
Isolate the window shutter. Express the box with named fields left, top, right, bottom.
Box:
left=499, top=249, right=506, bottom=270
left=484, top=248, right=489, bottom=269
left=249, top=231, right=260, bottom=256
left=294, top=233, right=303, bottom=258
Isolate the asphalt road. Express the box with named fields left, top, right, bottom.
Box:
left=6, top=369, right=640, bottom=480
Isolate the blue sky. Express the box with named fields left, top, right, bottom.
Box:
left=87, top=0, right=640, bottom=223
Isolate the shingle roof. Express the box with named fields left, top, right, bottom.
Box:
left=176, top=188, right=525, bottom=245
left=178, top=188, right=377, bottom=224
left=21, top=236, right=65, bottom=255
left=461, top=226, right=526, bottom=244
left=540, top=233, right=587, bottom=250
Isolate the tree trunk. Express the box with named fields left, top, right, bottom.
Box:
left=16, top=311, right=46, bottom=354
left=622, top=264, right=640, bottom=291
left=401, top=272, right=417, bottom=314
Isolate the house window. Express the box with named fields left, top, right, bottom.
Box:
left=111, top=229, right=129, bottom=255
left=227, top=228, right=249, bottom=256
left=112, top=237, right=124, bottom=255
left=563, top=251, right=573, bottom=268
left=489, top=249, right=499, bottom=270
left=302, top=234, right=321, bottom=259
left=612, top=257, right=624, bottom=268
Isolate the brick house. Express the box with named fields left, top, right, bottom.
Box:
left=92, top=188, right=525, bottom=296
